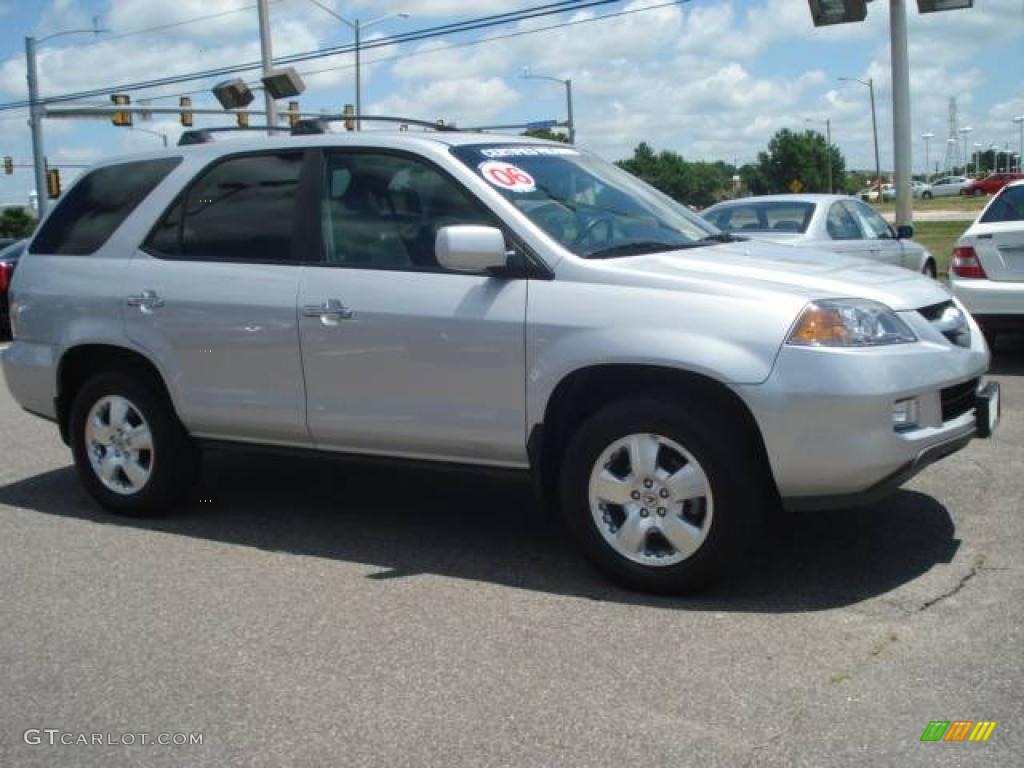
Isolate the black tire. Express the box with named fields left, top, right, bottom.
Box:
left=558, top=397, right=767, bottom=594
left=70, top=371, right=197, bottom=516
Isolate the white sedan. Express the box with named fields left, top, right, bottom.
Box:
left=950, top=179, right=1024, bottom=343
left=702, top=194, right=938, bottom=276
left=930, top=175, right=971, bottom=198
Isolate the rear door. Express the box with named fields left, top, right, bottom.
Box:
left=126, top=150, right=315, bottom=444
left=971, top=184, right=1024, bottom=281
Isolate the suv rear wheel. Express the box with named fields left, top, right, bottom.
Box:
left=559, top=398, right=763, bottom=593
left=70, top=372, right=196, bottom=516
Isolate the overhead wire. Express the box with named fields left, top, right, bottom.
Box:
left=0, top=0, right=608, bottom=112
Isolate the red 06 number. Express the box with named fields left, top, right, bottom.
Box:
left=487, top=166, right=531, bottom=186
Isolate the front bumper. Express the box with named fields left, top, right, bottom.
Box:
left=738, top=313, right=992, bottom=510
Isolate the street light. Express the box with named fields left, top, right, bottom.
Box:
left=521, top=67, right=575, bottom=144
left=838, top=76, right=880, bottom=192
left=972, top=142, right=982, bottom=175
left=25, top=20, right=108, bottom=218
left=130, top=127, right=168, bottom=148
left=1014, top=116, right=1024, bottom=172
left=959, top=126, right=972, bottom=175
left=805, top=117, right=833, bottom=193
left=307, top=0, right=409, bottom=130
left=921, top=131, right=934, bottom=178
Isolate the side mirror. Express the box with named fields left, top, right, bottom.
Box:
left=895, top=224, right=914, bottom=240
left=435, top=225, right=508, bottom=273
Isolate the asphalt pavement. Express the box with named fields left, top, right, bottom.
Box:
left=0, top=337, right=1022, bottom=767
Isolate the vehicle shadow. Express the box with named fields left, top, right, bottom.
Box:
left=990, top=331, right=1024, bottom=376
left=0, top=449, right=961, bottom=613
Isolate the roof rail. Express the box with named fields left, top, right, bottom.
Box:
left=176, top=114, right=457, bottom=145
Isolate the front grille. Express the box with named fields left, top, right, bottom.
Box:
left=918, top=300, right=970, bottom=348
left=941, top=378, right=978, bottom=422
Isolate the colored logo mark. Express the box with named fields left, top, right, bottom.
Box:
left=920, top=720, right=997, bottom=742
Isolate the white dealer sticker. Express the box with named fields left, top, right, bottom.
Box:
left=478, top=161, right=536, bottom=193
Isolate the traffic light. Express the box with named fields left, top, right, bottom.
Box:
left=3, top=156, right=12, bottom=175
left=343, top=103, right=355, bottom=131
left=111, top=94, right=132, bottom=127
left=46, top=168, right=60, bottom=199
left=180, top=96, right=193, bottom=127
left=287, top=101, right=300, bottom=128
left=236, top=111, right=249, bottom=128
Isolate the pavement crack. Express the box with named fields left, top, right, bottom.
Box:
left=916, top=564, right=980, bottom=613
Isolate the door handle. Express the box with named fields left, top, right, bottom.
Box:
left=127, top=289, right=164, bottom=311
left=303, top=298, right=353, bottom=321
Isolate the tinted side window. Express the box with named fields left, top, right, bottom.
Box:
left=848, top=201, right=893, bottom=239
left=30, top=157, right=181, bottom=255
left=320, top=151, right=496, bottom=270
left=147, top=152, right=303, bottom=262
left=980, top=186, right=1024, bottom=223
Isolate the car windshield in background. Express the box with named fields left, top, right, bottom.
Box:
left=704, top=201, right=816, bottom=234
left=451, top=144, right=717, bottom=258
left=981, top=185, right=1024, bottom=223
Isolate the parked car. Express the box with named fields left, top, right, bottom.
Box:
left=702, top=194, right=938, bottom=276
left=857, top=184, right=893, bottom=202
left=950, top=179, right=1024, bottom=343
left=0, top=239, right=26, bottom=340
left=929, top=175, right=971, bottom=198
left=2, top=130, right=997, bottom=593
left=911, top=180, right=934, bottom=199
left=963, top=172, right=1024, bottom=197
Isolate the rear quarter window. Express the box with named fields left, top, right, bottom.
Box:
left=30, top=157, right=181, bottom=255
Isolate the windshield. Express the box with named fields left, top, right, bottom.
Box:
left=451, top=143, right=718, bottom=258
left=703, top=201, right=815, bottom=234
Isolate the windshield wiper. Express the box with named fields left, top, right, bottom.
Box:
left=584, top=241, right=700, bottom=259
left=699, top=232, right=747, bottom=243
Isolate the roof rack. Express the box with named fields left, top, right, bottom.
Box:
left=177, top=114, right=457, bottom=145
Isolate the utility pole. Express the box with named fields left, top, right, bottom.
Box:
left=257, top=0, right=277, bottom=133
left=890, top=0, right=912, bottom=229
left=838, top=76, right=880, bottom=192
left=24, top=36, right=48, bottom=219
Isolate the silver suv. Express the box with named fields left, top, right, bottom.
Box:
left=2, top=131, right=999, bottom=593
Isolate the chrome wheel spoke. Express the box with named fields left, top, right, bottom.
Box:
left=108, top=398, right=129, bottom=430
left=660, top=514, right=705, bottom=559
left=627, top=434, right=660, bottom=478
left=593, top=469, right=633, bottom=506
left=125, top=424, right=152, bottom=452
left=98, top=455, right=120, bottom=485
left=88, top=416, right=116, bottom=446
left=665, top=464, right=708, bottom=501
left=615, top=510, right=651, bottom=555
left=121, top=458, right=149, bottom=489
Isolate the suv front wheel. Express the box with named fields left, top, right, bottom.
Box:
left=559, top=398, right=763, bottom=593
left=70, top=372, right=196, bottom=516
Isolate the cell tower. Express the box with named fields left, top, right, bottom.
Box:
left=943, top=97, right=961, bottom=175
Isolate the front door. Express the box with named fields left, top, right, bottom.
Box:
left=125, top=150, right=313, bottom=444
left=846, top=200, right=904, bottom=267
left=298, top=149, right=528, bottom=466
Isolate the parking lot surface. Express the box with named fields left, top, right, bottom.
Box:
left=1, top=338, right=1022, bottom=767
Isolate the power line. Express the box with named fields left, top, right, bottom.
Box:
left=136, top=0, right=687, bottom=105
left=0, top=0, right=608, bottom=112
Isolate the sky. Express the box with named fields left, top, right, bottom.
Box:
left=0, top=0, right=1021, bottom=206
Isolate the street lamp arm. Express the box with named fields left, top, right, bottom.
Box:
left=37, top=27, right=109, bottom=44
left=522, top=72, right=568, bottom=85
left=306, top=0, right=356, bottom=29
left=305, top=0, right=409, bottom=31
left=838, top=76, right=870, bottom=88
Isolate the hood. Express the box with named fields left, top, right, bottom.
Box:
left=601, top=240, right=951, bottom=311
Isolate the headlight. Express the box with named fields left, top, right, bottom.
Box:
left=787, top=299, right=917, bottom=347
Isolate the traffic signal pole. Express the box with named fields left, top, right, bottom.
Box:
left=25, top=36, right=49, bottom=219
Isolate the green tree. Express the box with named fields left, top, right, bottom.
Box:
left=0, top=207, right=36, bottom=239
left=521, top=127, right=569, bottom=143
left=755, top=129, right=846, bottom=194
left=616, top=143, right=733, bottom=208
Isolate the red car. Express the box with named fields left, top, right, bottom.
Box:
left=963, top=172, right=1024, bottom=197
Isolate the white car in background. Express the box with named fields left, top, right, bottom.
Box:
left=702, top=194, right=938, bottom=276
left=930, top=175, right=971, bottom=198
left=911, top=180, right=934, bottom=199
left=950, top=179, right=1024, bottom=343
